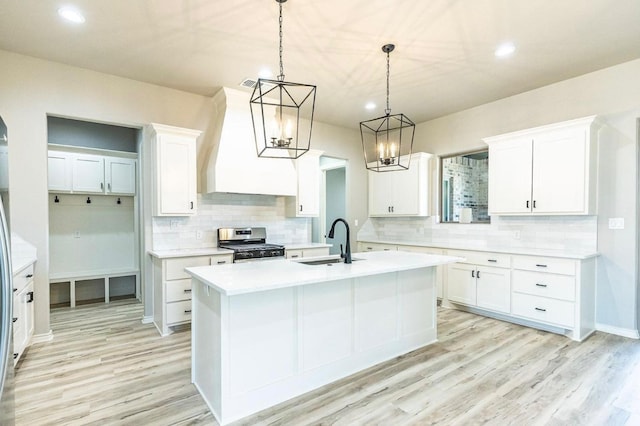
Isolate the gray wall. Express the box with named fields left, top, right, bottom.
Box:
left=413, top=59, right=640, bottom=336
left=48, top=116, right=139, bottom=152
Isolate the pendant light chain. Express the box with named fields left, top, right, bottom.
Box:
left=278, top=1, right=285, bottom=82
left=385, top=48, right=391, bottom=116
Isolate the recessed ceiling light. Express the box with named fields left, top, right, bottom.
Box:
left=494, top=42, right=515, bottom=58
left=365, top=102, right=376, bottom=110
left=258, top=68, right=273, bottom=79
left=58, top=6, right=86, bottom=24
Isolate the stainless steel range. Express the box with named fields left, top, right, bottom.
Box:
left=218, top=227, right=285, bottom=263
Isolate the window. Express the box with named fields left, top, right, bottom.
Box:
left=440, top=150, right=489, bottom=223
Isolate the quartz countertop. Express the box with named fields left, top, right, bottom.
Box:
left=149, top=242, right=332, bottom=259
left=149, top=248, right=233, bottom=259
left=11, top=233, right=37, bottom=274
left=358, top=239, right=598, bottom=260
left=186, top=250, right=462, bottom=296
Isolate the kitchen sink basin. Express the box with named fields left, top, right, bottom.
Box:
left=296, top=257, right=363, bottom=266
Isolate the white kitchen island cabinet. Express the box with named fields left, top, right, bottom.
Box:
left=186, top=250, right=461, bottom=425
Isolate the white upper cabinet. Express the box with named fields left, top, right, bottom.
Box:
left=105, top=157, right=136, bottom=195
left=149, top=123, right=200, bottom=216
left=72, top=154, right=105, bottom=193
left=484, top=116, right=600, bottom=216
left=286, top=151, right=321, bottom=217
left=368, top=152, right=431, bottom=217
left=48, top=148, right=137, bottom=195
left=48, top=151, right=73, bottom=192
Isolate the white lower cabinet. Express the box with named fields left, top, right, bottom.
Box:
left=446, top=250, right=511, bottom=314
left=153, top=253, right=233, bottom=336
left=510, top=254, right=594, bottom=340
left=13, top=262, right=35, bottom=365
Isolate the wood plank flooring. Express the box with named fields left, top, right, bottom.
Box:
left=14, top=299, right=640, bottom=425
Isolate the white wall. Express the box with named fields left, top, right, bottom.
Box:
left=0, top=49, right=364, bottom=336
left=412, top=59, right=640, bottom=336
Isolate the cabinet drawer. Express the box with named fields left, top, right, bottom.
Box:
left=512, top=255, right=575, bottom=275
left=513, top=270, right=575, bottom=301
left=210, top=254, right=233, bottom=265
left=166, top=279, right=192, bottom=303
left=286, top=249, right=303, bottom=259
left=359, top=243, right=398, bottom=252
left=165, top=256, right=209, bottom=281
left=13, top=263, right=34, bottom=294
left=447, top=250, right=511, bottom=268
left=512, top=293, right=574, bottom=328
left=166, top=300, right=192, bottom=324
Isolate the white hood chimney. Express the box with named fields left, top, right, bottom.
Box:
left=206, top=87, right=296, bottom=196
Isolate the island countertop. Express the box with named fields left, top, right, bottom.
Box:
left=185, top=250, right=462, bottom=296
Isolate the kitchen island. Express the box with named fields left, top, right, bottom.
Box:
left=186, top=250, right=462, bottom=425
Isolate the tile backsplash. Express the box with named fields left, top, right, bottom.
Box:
left=152, top=193, right=311, bottom=250
left=357, top=215, right=597, bottom=253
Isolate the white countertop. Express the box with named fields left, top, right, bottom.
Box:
left=149, top=247, right=233, bottom=259
left=358, top=239, right=598, bottom=260
left=11, top=233, right=37, bottom=274
left=186, top=250, right=463, bottom=296
left=149, top=242, right=331, bottom=259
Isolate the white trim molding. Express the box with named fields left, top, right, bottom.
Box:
left=596, top=323, right=640, bottom=339
left=31, top=330, right=54, bottom=344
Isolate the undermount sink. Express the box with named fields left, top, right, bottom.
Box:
left=296, top=257, right=363, bottom=266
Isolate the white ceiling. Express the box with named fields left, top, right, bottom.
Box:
left=2, top=0, right=640, bottom=129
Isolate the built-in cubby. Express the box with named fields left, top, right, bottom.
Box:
left=47, top=116, right=141, bottom=307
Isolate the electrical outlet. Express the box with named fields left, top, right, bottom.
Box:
left=608, top=218, right=625, bottom=230
left=196, top=230, right=203, bottom=240
left=73, top=231, right=80, bottom=238
left=513, top=230, right=521, bottom=240
left=170, top=220, right=179, bottom=230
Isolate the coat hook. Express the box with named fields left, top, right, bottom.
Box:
left=117, top=197, right=121, bottom=205
left=54, top=195, right=60, bottom=203
left=86, top=197, right=91, bottom=204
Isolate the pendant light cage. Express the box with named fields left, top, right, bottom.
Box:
left=250, top=0, right=316, bottom=159
left=360, top=43, right=415, bottom=171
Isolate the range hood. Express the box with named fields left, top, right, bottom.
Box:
left=206, top=87, right=296, bottom=196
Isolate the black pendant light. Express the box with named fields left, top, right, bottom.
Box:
left=360, top=44, right=415, bottom=171
left=250, top=0, right=316, bottom=159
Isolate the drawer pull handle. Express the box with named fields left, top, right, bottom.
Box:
left=12, top=317, right=17, bottom=323
left=290, top=255, right=299, bottom=258
left=217, top=260, right=226, bottom=264
left=184, top=289, right=192, bottom=293
left=535, top=264, right=548, bottom=268
left=477, top=270, right=480, bottom=278
left=13, top=353, right=18, bottom=359
left=535, top=283, right=548, bottom=288
left=13, top=288, right=17, bottom=293
left=27, top=292, right=34, bottom=303
left=471, top=270, right=475, bottom=278
left=184, top=309, right=192, bottom=314
left=535, top=307, right=547, bottom=312
left=487, top=259, right=497, bottom=263
left=26, top=274, right=33, bottom=278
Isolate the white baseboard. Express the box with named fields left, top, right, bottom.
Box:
left=141, top=315, right=153, bottom=324
left=596, top=323, right=640, bottom=339
left=31, top=330, right=54, bottom=344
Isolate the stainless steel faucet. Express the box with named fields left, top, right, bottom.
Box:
left=328, top=218, right=351, bottom=264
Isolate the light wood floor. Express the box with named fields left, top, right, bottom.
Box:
left=14, top=299, right=640, bottom=425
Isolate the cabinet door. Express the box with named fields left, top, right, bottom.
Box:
left=391, top=166, right=420, bottom=215
left=446, top=263, right=477, bottom=306
left=532, top=128, right=587, bottom=214
left=476, top=265, right=510, bottom=314
left=48, top=151, right=73, bottom=192
left=296, top=154, right=320, bottom=216
left=24, top=280, right=34, bottom=341
left=368, top=170, right=392, bottom=216
left=488, top=138, right=533, bottom=214
left=106, top=157, right=136, bottom=195
left=157, top=134, right=197, bottom=215
left=72, top=154, right=105, bottom=193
